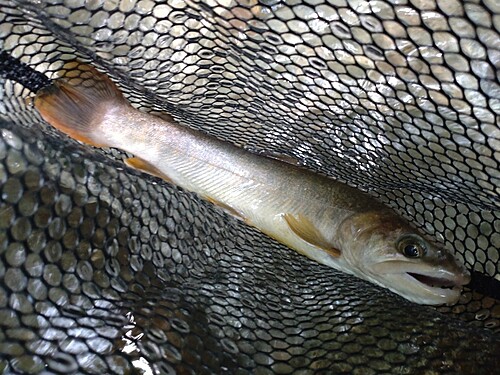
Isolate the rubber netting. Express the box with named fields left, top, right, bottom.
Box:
left=0, top=0, right=499, bottom=373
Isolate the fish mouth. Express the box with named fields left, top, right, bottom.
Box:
left=402, top=270, right=470, bottom=305
left=407, top=272, right=462, bottom=289
left=371, top=261, right=470, bottom=305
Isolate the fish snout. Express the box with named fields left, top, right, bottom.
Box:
left=437, top=248, right=470, bottom=286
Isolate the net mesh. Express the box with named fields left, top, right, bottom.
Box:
left=1, top=0, right=499, bottom=373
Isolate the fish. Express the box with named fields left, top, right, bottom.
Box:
left=34, top=63, right=470, bottom=305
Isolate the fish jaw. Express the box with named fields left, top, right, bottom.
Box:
left=369, top=259, right=470, bottom=305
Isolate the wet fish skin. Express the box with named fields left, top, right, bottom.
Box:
left=34, top=63, right=470, bottom=305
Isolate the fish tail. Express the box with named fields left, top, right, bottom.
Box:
left=34, top=62, right=127, bottom=147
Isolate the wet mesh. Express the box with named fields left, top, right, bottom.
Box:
left=1, top=0, right=500, bottom=373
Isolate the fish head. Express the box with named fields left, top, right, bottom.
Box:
left=339, top=210, right=470, bottom=305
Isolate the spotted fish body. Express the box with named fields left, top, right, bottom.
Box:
left=34, top=63, right=470, bottom=305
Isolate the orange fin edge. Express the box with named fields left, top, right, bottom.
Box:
left=34, top=62, right=126, bottom=148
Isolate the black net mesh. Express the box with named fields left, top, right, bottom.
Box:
left=1, top=0, right=500, bottom=373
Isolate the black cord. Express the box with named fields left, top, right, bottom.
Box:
left=469, top=271, right=500, bottom=300
left=0, top=50, right=51, bottom=93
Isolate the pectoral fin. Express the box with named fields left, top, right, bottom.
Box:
left=283, top=213, right=341, bottom=257
left=125, top=157, right=173, bottom=183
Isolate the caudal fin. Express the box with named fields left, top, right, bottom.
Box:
left=34, top=62, right=128, bottom=147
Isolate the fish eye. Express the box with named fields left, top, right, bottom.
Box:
left=397, top=236, right=426, bottom=258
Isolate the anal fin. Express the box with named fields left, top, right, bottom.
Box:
left=125, top=157, right=173, bottom=183
left=283, top=213, right=341, bottom=257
